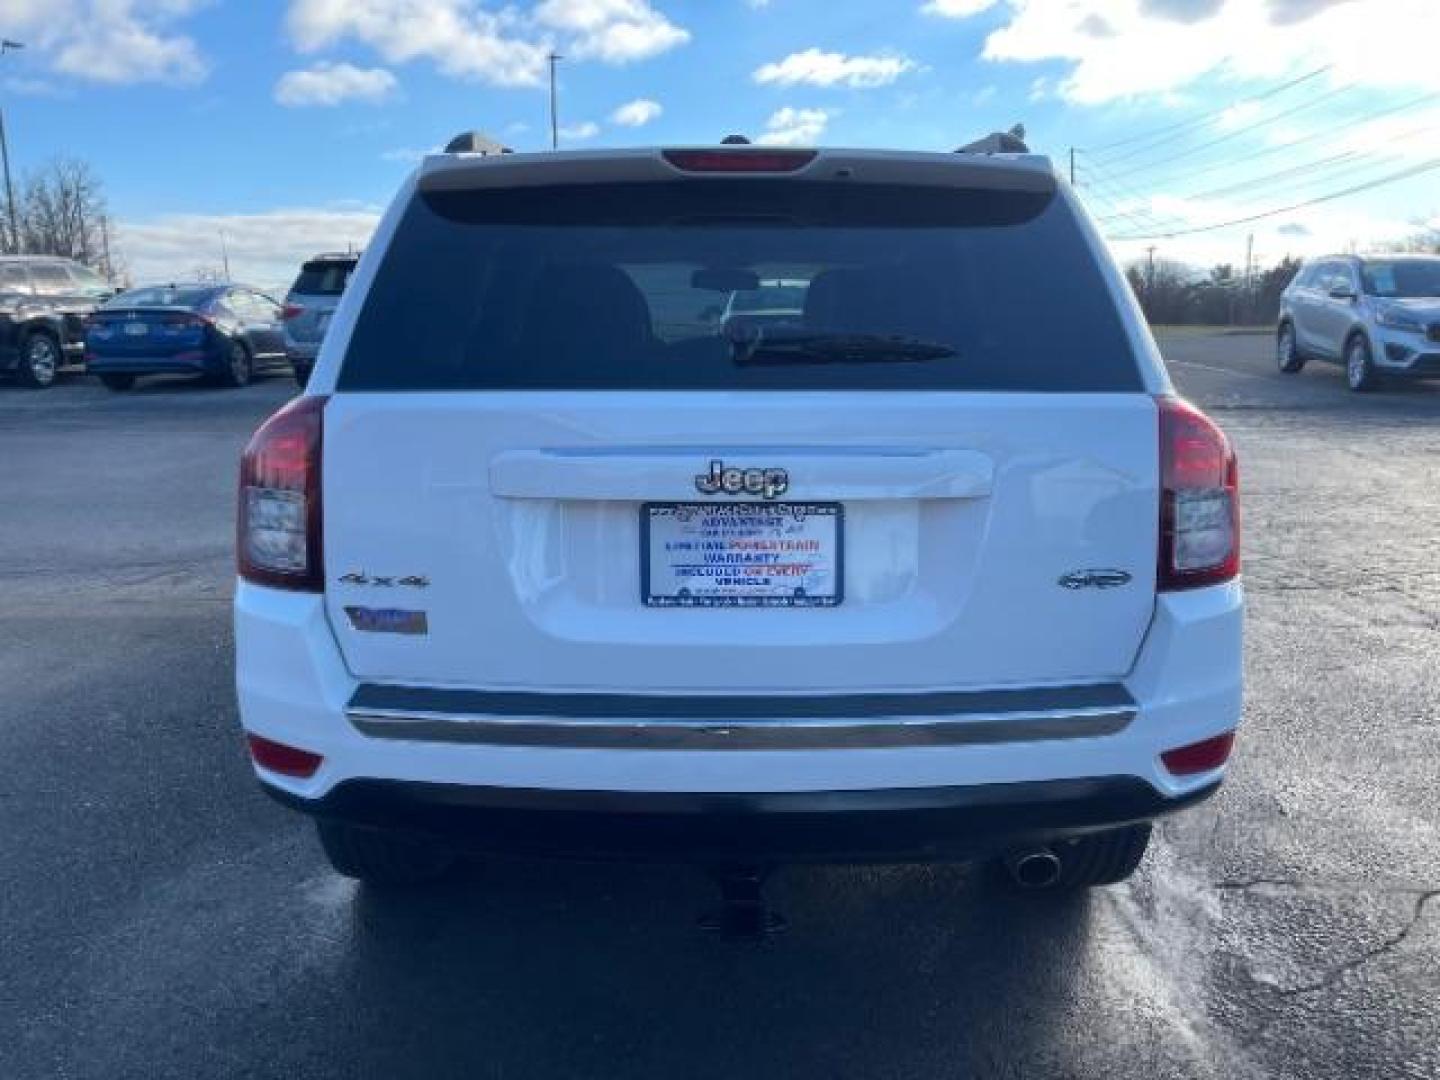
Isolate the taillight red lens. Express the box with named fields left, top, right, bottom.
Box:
left=1161, top=731, right=1236, bottom=776
left=662, top=149, right=817, bottom=173
left=246, top=734, right=323, bottom=778
left=237, top=395, right=327, bottom=591
left=1158, top=396, right=1239, bottom=591
left=281, top=304, right=303, bottom=321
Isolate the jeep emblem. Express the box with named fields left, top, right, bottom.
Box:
left=695, top=460, right=789, bottom=500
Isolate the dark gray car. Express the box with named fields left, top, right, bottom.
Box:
left=0, top=255, right=115, bottom=388
left=281, top=253, right=358, bottom=387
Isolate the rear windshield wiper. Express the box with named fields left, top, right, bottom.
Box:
left=732, top=332, right=957, bottom=366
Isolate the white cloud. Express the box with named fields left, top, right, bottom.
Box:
left=274, top=63, right=398, bottom=107
left=286, top=0, right=552, bottom=87
left=115, top=206, right=382, bottom=289
left=285, top=0, right=688, bottom=85
left=978, top=0, right=1440, bottom=105
left=379, top=146, right=438, bottom=163
left=534, top=0, right=690, bottom=62
left=560, top=120, right=601, bottom=140
left=2, top=77, right=70, bottom=98
left=757, top=106, right=830, bottom=146
left=1215, top=101, right=1262, bottom=131
left=2, top=1, right=208, bottom=85
left=921, top=0, right=999, bottom=16
left=753, top=48, right=916, bottom=89
left=610, top=98, right=662, bottom=126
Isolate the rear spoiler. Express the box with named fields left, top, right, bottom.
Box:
left=419, top=147, right=1057, bottom=196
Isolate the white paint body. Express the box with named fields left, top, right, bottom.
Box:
left=236, top=147, right=1241, bottom=810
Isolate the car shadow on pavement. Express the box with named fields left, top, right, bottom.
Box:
left=311, top=857, right=1095, bottom=1078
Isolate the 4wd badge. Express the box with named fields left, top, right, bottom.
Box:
left=694, top=460, right=789, bottom=500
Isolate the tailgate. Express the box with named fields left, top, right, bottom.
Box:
left=322, top=392, right=1157, bottom=692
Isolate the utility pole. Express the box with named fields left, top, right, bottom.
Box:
left=220, top=230, right=231, bottom=282
left=0, top=40, right=25, bottom=255
left=99, top=215, right=113, bottom=280
left=548, top=51, right=563, bottom=150
left=1068, top=147, right=1076, bottom=186
left=1243, top=232, right=1254, bottom=325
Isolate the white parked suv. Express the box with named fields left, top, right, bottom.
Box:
left=235, top=136, right=1243, bottom=903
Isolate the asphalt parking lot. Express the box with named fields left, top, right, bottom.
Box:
left=2, top=337, right=1438, bottom=1080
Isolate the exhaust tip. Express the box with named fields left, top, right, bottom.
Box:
left=1006, top=847, right=1062, bottom=889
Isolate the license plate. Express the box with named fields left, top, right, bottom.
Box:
left=641, top=502, right=843, bottom=608
left=316, top=311, right=332, bottom=333
left=124, top=322, right=148, bottom=336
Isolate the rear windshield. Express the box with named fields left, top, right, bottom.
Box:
left=105, top=286, right=216, bottom=309
left=292, top=260, right=356, bottom=296
left=339, top=180, right=1140, bottom=392
left=728, top=282, right=806, bottom=314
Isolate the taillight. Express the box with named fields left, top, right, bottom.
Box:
left=237, top=395, right=327, bottom=591
left=662, top=149, right=817, bottom=173
left=1161, top=731, right=1236, bottom=776
left=281, top=304, right=303, bottom=321
left=246, top=734, right=323, bottom=778
left=1158, top=396, right=1239, bottom=591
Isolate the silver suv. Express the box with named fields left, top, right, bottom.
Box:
left=1277, top=253, right=1440, bottom=392
left=280, top=253, right=358, bottom=387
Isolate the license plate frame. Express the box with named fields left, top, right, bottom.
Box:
left=640, top=501, right=844, bottom=609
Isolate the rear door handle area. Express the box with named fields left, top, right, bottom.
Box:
left=489, top=448, right=995, bottom=501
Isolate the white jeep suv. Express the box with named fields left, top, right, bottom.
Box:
left=235, top=137, right=1243, bottom=900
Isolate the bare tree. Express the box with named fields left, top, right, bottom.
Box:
left=1395, top=217, right=1440, bottom=254
left=6, top=157, right=119, bottom=277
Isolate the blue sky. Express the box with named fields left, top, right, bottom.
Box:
left=2, top=0, right=1438, bottom=285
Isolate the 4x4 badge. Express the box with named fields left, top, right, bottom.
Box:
left=1058, top=569, right=1132, bottom=591
left=694, top=460, right=789, bottom=500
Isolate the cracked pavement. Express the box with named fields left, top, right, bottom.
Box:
left=1, top=336, right=1437, bottom=1079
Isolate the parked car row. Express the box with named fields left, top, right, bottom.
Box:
left=0, top=250, right=361, bottom=391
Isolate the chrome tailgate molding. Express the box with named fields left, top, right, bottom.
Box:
left=346, top=684, right=1134, bottom=750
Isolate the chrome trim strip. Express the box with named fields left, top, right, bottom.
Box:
left=347, top=705, right=1135, bottom=751
left=349, top=682, right=1134, bottom=720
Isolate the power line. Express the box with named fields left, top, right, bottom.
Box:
left=1094, top=151, right=1425, bottom=233
left=1078, top=170, right=1185, bottom=233
left=1085, top=64, right=1331, bottom=158
left=1104, top=80, right=1359, bottom=175
left=1107, top=156, right=1440, bottom=240
left=1103, top=89, right=1440, bottom=191
left=1082, top=187, right=1174, bottom=234
left=1183, top=147, right=1363, bottom=202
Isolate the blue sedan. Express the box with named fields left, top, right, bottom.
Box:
left=85, top=284, right=289, bottom=391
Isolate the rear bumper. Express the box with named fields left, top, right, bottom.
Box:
left=235, top=579, right=1243, bottom=863
left=85, top=354, right=216, bottom=375
left=264, top=773, right=1220, bottom=863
